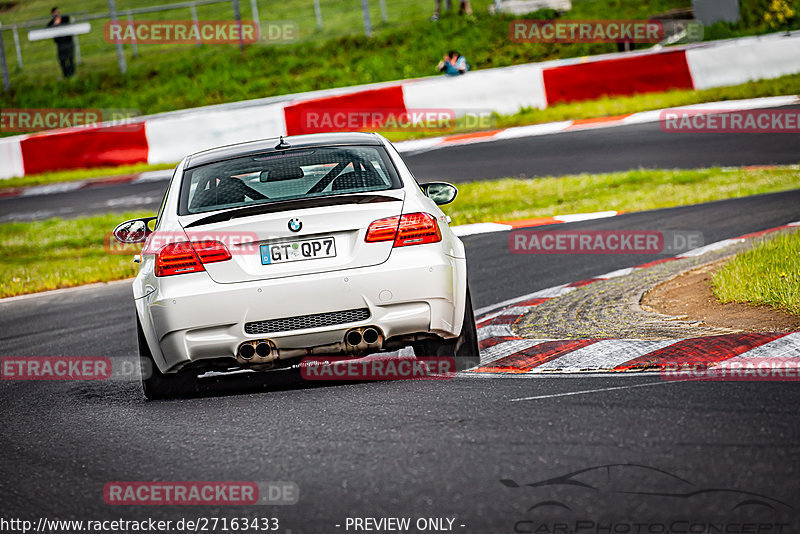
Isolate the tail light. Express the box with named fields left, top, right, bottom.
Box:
left=365, top=212, right=442, bottom=247
left=155, top=240, right=232, bottom=277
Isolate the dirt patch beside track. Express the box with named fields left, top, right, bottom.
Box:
left=514, top=229, right=799, bottom=340
left=642, top=259, right=800, bottom=332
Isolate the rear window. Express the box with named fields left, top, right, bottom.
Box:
left=178, top=146, right=401, bottom=215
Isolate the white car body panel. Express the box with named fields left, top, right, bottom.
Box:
left=130, top=133, right=468, bottom=374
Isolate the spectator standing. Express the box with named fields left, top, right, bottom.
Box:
left=431, top=0, right=473, bottom=21
left=48, top=7, right=75, bottom=78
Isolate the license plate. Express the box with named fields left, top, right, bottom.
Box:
left=261, top=237, right=336, bottom=265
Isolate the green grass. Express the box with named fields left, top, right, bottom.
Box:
left=1, top=165, right=799, bottom=298
left=2, top=0, right=797, bottom=118
left=0, top=211, right=148, bottom=298
left=712, top=229, right=800, bottom=316
left=0, top=0, right=700, bottom=114
left=445, top=166, right=800, bottom=225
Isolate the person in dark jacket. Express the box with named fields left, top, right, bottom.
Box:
left=48, top=7, right=75, bottom=78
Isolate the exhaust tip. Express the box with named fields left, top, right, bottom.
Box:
left=255, top=342, right=271, bottom=357
left=346, top=330, right=363, bottom=346
left=362, top=327, right=380, bottom=345
left=239, top=343, right=255, bottom=360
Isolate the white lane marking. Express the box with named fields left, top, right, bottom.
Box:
left=102, top=195, right=161, bottom=207
left=132, top=169, right=173, bottom=183
left=491, top=121, right=575, bottom=140
left=393, top=138, right=442, bottom=154
left=509, top=380, right=676, bottom=401
left=452, top=222, right=512, bottom=236
left=477, top=324, right=515, bottom=341
left=478, top=306, right=534, bottom=323
left=457, top=370, right=666, bottom=378
left=595, top=267, right=635, bottom=279
left=677, top=238, right=744, bottom=258
left=480, top=339, right=545, bottom=365
left=529, top=339, right=677, bottom=373
left=476, top=286, right=568, bottom=316
left=21, top=181, right=86, bottom=196
left=553, top=211, right=619, bottom=223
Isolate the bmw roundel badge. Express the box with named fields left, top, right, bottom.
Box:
left=288, top=218, right=302, bottom=232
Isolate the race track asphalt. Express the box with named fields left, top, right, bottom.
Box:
left=1, top=190, right=799, bottom=529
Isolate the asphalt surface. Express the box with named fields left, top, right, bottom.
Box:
left=1, top=191, right=799, bottom=530
left=1, top=104, right=798, bottom=221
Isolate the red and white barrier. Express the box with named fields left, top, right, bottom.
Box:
left=2, top=31, right=799, bottom=179
left=543, top=49, right=693, bottom=104
left=686, top=33, right=800, bottom=89
left=144, top=102, right=287, bottom=165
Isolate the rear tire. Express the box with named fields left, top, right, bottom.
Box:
left=413, top=288, right=480, bottom=371
left=137, top=317, right=198, bottom=400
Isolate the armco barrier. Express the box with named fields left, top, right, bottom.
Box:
left=19, top=123, right=149, bottom=175
left=2, top=31, right=800, bottom=179
left=144, top=103, right=287, bottom=165
left=402, top=62, right=547, bottom=116
left=0, top=137, right=25, bottom=179
left=542, top=49, right=694, bottom=104
left=283, top=85, right=406, bottom=136
left=686, top=33, right=800, bottom=89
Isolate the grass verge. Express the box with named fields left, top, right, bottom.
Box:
left=0, top=0, right=692, bottom=113
left=712, top=229, right=800, bottom=316
left=446, top=166, right=800, bottom=225
left=0, top=212, right=148, bottom=298
left=1, top=165, right=798, bottom=298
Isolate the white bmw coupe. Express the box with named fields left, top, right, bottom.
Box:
left=113, top=132, right=478, bottom=399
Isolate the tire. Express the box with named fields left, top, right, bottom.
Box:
left=137, top=317, right=198, bottom=400
left=413, top=288, right=480, bottom=372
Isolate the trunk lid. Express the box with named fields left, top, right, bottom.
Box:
left=178, top=191, right=405, bottom=283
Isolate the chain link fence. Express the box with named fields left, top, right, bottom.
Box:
left=0, top=0, right=493, bottom=90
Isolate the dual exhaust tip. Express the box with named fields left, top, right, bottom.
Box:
left=345, top=326, right=380, bottom=347
left=236, top=326, right=383, bottom=364
left=238, top=341, right=271, bottom=360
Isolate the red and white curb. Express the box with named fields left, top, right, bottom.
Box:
left=466, top=221, right=800, bottom=375
left=0, top=169, right=173, bottom=200
left=453, top=210, right=621, bottom=237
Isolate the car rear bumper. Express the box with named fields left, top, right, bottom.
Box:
left=136, top=247, right=466, bottom=373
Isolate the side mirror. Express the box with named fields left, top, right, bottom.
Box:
left=422, top=182, right=458, bottom=206
left=112, top=217, right=156, bottom=244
